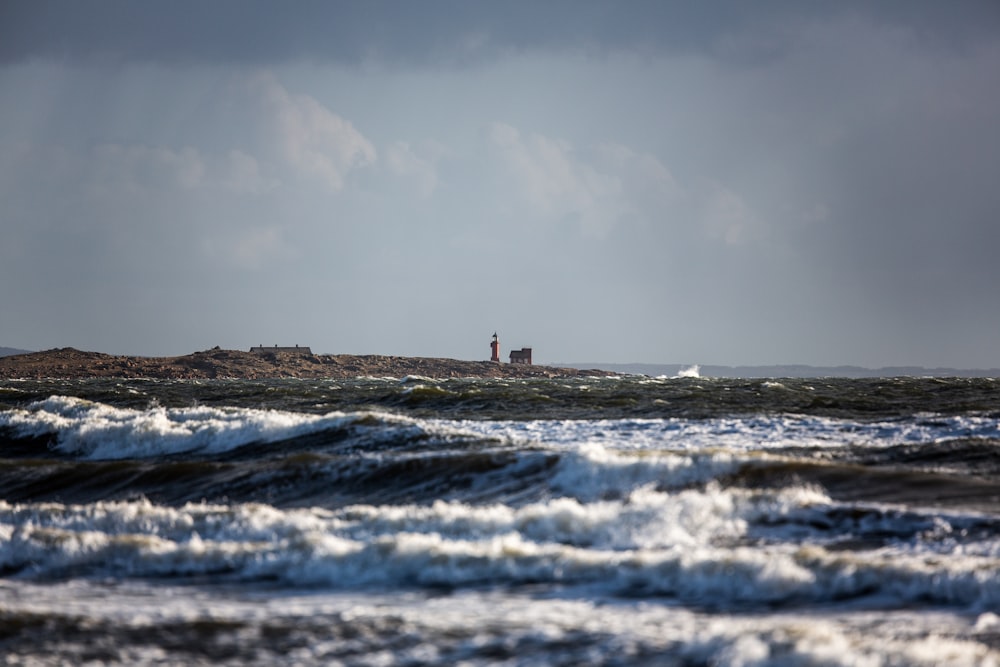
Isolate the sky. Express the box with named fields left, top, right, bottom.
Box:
left=1, top=1, right=999, bottom=368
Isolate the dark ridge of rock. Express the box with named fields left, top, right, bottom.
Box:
left=0, top=348, right=615, bottom=380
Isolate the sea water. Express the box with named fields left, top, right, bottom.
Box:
left=1, top=376, right=999, bottom=665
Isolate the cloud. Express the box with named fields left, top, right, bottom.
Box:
left=219, top=149, right=274, bottom=194
left=0, top=1, right=714, bottom=64
left=95, top=144, right=205, bottom=191
left=3, top=4, right=1000, bottom=366
left=3, top=1, right=997, bottom=66
left=74, top=74, right=375, bottom=196
left=253, top=75, right=376, bottom=191
left=201, top=225, right=295, bottom=270
left=384, top=140, right=443, bottom=198
left=702, top=185, right=762, bottom=246
left=0, top=70, right=380, bottom=280
left=594, top=141, right=682, bottom=221
left=487, top=123, right=678, bottom=237
left=90, top=144, right=272, bottom=195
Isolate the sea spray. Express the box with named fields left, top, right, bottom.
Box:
left=1, top=376, right=999, bottom=665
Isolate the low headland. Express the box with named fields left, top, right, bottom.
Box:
left=0, top=347, right=615, bottom=380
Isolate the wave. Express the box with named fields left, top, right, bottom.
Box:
left=0, top=396, right=490, bottom=460
left=0, top=429, right=742, bottom=508
left=4, top=397, right=1000, bottom=513
left=3, top=482, right=998, bottom=611
left=12, top=395, right=996, bottom=463
left=6, top=379, right=1000, bottom=664
left=1, top=584, right=995, bottom=667
left=442, top=413, right=1000, bottom=455
left=6, top=377, right=1000, bottom=422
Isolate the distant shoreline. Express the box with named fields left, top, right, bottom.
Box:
left=0, top=347, right=614, bottom=380
left=2, top=347, right=996, bottom=379
left=560, top=362, right=1000, bottom=379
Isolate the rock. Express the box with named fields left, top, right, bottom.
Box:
left=0, top=348, right=615, bottom=380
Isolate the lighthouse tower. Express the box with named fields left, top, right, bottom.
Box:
left=490, top=332, right=500, bottom=362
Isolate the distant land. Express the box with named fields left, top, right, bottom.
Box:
left=561, top=362, right=1000, bottom=378
left=0, top=347, right=611, bottom=380
left=2, top=347, right=996, bottom=379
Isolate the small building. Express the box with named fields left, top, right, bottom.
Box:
left=250, top=344, right=312, bottom=355
left=509, top=348, right=532, bottom=364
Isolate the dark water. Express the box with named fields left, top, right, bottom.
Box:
left=1, top=376, right=999, bottom=665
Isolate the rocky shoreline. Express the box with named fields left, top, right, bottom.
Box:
left=0, top=347, right=615, bottom=380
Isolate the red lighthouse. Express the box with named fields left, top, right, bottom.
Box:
left=490, top=332, right=500, bottom=362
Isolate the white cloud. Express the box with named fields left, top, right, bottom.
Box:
left=486, top=123, right=678, bottom=237
left=253, top=73, right=376, bottom=191
left=219, top=149, right=274, bottom=194
left=229, top=226, right=294, bottom=269
left=595, top=141, right=682, bottom=221
left=93, top=144, right=205, bottom=193
left=53, top=73, right=376, bottom=198
left=385, top=140, right=442, bottom=198
left=90, top=144, right=273, bottom=195
left=703, top=185, right=761, bottom=245
left=194, top=231, right=291, bottom=271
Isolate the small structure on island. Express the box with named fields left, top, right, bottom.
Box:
left=250, top=344, right=312, bottom=355
left=509, top=347, right=532, bottom=365
left=490, top=332, right=532, bottom=364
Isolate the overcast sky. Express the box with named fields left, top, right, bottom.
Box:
left=2, top=1, right=998, bottom=367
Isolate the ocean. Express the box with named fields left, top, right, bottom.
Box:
left=1, top=375, right=999, bottom=665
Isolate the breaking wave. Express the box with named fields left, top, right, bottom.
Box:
left=3, top=377, right=1000, bottom=665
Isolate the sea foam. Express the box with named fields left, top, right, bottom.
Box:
left=0, top=396, right=440, bottom=459
left=5, top=396, right=999, bottom=462
left=3, top=483, right=999, bottom=609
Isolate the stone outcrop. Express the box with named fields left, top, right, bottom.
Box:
left=0, top=347, right=614, bottom=380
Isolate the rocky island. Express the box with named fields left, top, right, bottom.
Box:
left=0, top=347, right=615, bottom=380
